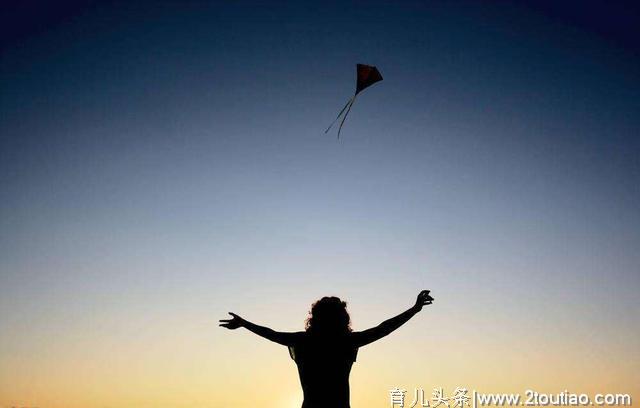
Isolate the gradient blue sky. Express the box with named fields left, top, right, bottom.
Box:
left=1, top=1, right=639, bottom=407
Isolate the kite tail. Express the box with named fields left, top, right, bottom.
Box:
left=325, top=95, right=355, bottom=135
left=336, top=94, right=357, bottom=140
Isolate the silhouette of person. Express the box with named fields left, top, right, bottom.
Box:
left=219, top=290, right=434, bottom=408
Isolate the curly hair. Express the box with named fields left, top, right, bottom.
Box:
left=305, top=296, right=352, bottom=334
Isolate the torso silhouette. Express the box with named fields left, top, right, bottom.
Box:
left=288, top=331, right=358, bottom=408
left=221, top=301, right=424, bottom=407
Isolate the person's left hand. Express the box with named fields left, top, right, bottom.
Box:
left=414, top=290, right=434, bottom=311
left=219, top=312, right=245, bottom=329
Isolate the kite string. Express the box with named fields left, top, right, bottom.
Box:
left=324, top=95, right=355, bottom=134
left=336, top=94, right=357, bottom=140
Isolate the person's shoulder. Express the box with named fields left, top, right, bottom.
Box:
left=291, top=331, right=308, bottom=343
left=347, top=331, right=361, bottom=344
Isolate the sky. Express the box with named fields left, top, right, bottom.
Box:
left=1, top=1, right=639, bottom=407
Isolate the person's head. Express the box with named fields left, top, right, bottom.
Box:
left=305, top=296, right=352, bottom=335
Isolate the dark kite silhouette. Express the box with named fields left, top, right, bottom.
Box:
left=325, top=64, right=383, bottom=139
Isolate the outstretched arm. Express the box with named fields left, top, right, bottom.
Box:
left=219, top=312, right=301, bottom=346
left=352, top=290, right=434, bottom=348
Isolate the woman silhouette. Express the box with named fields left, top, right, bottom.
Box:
left=219, top=290, right=434, bottom=408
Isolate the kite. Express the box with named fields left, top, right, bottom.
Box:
left=325, top=64, right=383, bottom=139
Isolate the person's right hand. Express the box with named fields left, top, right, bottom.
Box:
left=219, top=312, right=245, bottom=330
left=414, top=290, right=434, bottom=311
